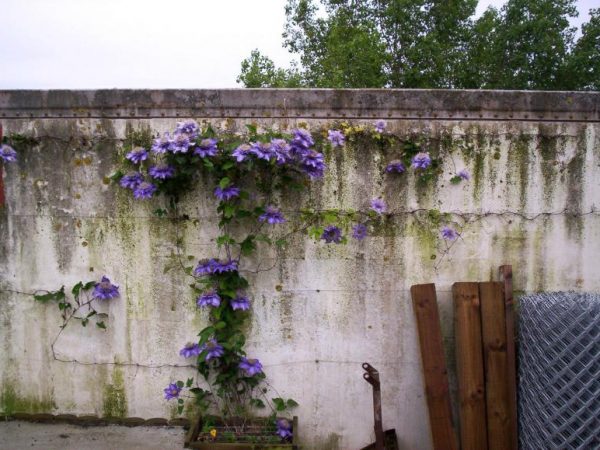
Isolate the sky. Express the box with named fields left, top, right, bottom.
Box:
left=0, top=0, right=595, bottom=89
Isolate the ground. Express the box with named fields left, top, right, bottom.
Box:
left=0, top=421, right=185, bottom=450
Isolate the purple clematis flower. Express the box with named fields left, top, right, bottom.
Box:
left=230, top=295, right=250, bottom=311
left=300, top=150, right=326, bottom=178
left=163, top=383, right=181, bottom=400
left=194, top=138, right=218, bottom=158
left=179, top=342, right=201, bottom=358
left=411, top=152, right=432, bottom=170
left=119, top=172, right=144, bottom=189
left=270, top=139, right=291, bottom=164
left=291, top=128, right=314, bottom=150
left=457, top=169, right=470, bottom=180
left=321, top=225, right=343, bottom=244
left=232, top=143, right=253, bottom=162
left=441, top=226, right=459, bottom=241
left=193, top=258, right=218, bottom=276
left=197, top=291, right=221, bottom=308
left=126, top=147, right=148, bottom=164
left=327, top=130, right=346, bottom=147
left=374, top=120, right=386, bottom=133
left=327, top=129, right=345, bottom=147
left=93, top=276, right=119, bottom=300
left=148, top=163, right=175, bottom=180
left=151, top=132, right=172, bottom=154
left=259, top=206, right=286, bottom=224
left=0, top=144, right=17, bottom=163
left=370, top=198, right=386, bottom=215
left=175, top=120, right=199, bottom=138
left=239, top=357, right=263, bottom=376
left=213, top=259, right=238, bottom=274
left=276, top=419, right=293, bottom=440
left=200, top=339, right=224, bottom=361
left=385, top=160, right=406, bottom=174
left=251, top=142, right=274, bottom=161
left=193, top=259, right=238, bottom=276
left=214, top=185, right=240, bottom=201
left=352, top=223, right=368, bottom=240
left=169, top=133, right=192, bottom=153
left=133, top=181, right=157, bottom=199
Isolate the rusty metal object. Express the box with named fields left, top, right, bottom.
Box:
left=363, top=363, right=384, bottom=450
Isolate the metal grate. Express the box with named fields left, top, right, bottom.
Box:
left=518, top=292, right=600, bottom=449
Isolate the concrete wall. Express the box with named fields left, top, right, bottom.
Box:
left=1, top=89, right=599, bottom=449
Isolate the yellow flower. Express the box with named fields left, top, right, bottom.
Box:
left=210, top=429, right=217, bottom=438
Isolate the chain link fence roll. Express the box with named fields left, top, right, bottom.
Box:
left=518, top=292, right=600, bottom=449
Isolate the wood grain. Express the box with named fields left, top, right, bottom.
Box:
left=411, top=283, right=459, bottom=450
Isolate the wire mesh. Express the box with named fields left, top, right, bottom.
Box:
left=518, top=292, right=600, bottom=449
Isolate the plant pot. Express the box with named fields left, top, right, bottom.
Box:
left=184, top=415, right=299, bottom=449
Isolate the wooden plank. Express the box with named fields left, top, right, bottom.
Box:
left=499, top=265, right=519, bottom=450
left=479, top=282, right=512, bottom=450
left=410, top=283, right=459, bottom=450
left=453, top=282, right=488, bottom=450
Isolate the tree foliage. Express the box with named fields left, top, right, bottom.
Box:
left=238, top=0, right=598, bottom=90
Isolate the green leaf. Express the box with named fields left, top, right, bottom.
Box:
left=83, top=281, right=96, bottom=290
left=81, top=319, right=88, bottom=327
left=221, top=161, right=234, bottom=171
left=450, top=175, right=462, bottom=184
left=286, top=399, right=299, bottom=408
left=176, top=381, right=184, bottom=388
left=71, top=282, right=83, bottom=297
left=275, top=238, right=287, bottom=248
left=250, top=398, right=266, bottom=409
left=109, top=170, right=124, bottom=182
left=240, top=236, right=256, bottom=256
left=177, top=405, right=184, bottom=415
left=186, top=378, right=194, bottom=388
left=223, top=204, right=236, bottom=219
left=96, top=321, right=106, bottom=329
left=216, top=235, right=235, bottom=246
left=214, top=321, right=227, bottom=330
left=272, top=397, right=286, bottom=411
left=34, top=286, right=65, bottom=303
left=323, top=210, right=338, bottom=224
left=219, top=177, right=231, bottom=189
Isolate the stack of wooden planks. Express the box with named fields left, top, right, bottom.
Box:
left=411, top=265, right=518, bottom=450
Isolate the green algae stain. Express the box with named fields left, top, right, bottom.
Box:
left=102, top=367, right=127, bottom=418
left=564, top=128, right=587, bottom=240
left=509, top=134, right=533, bottom=208
left=0, top=383, right=55, bottom=414
left=537, top=131, right=559, bottom=206
left=472, top=150, right=485, bottom=202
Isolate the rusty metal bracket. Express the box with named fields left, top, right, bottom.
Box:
left=363, top=363, right=384, bottom=450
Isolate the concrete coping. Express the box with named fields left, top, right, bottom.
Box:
left=0, top=89, right=598, bottom=121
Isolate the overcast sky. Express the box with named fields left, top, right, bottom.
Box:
left=0, top=0, right=595, bottom=89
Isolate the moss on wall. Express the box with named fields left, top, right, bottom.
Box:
left=102, top=367, right=127, bottom=418
left=0, top=383, right=55, bottom=415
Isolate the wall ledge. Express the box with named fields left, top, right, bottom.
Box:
left=0, top=89, right=598, bottom=122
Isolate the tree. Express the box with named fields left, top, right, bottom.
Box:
left=561, top=8, right=600, bottom=90
left=238, top=0, right=599, bottom=90
left=237, top=50, right=303, bottom=88
left=489, top=0, right=578, bottom=89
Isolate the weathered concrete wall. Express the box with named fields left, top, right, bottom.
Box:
left=1, top=90, right=599, bottom=449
